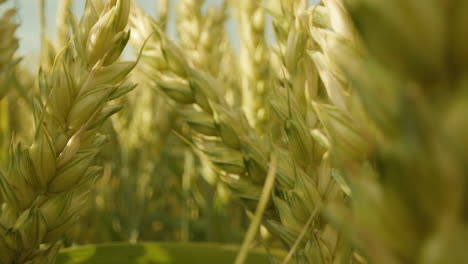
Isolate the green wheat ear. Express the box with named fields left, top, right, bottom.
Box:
left=0, top=0, right=136, bottom=262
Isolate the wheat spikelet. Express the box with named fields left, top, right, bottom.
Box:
left=267, top=0, right=306, bottom=88
left=0, top=0, right=135, bottom=262
left=235, top=0, right=270, bottom=131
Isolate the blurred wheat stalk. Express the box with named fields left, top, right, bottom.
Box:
left=321, top=1, right=468, bottom=264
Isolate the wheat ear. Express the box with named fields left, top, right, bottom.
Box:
left=0, top=0, right=135, bottom=262
left=130, top=3, right=354, bottom=263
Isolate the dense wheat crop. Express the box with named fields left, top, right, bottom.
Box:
left=0, top=0, right=467, bottom=263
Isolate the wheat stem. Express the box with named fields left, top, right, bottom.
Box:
left=235, top=154, right=277, bottom=264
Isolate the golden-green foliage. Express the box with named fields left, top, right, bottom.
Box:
left=129, top=1, right=354, bottom=263
left=69, top=1, right=246, bottom=245
left=55, top=0, right=73, bottom=50
left=1, top=0, right=467, bottom=264
left=0, top=0, right=135, bottom=262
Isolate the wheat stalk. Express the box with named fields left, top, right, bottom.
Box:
left=105, top=0, right=244, bottom=242
left=236, top=0, right=270, bottom=131
left=105, top=55, right=179, bottom=243
left=0, top=0, right=19, bottom=100
left=130, top=2, right=355, bottom=263
left=303, top=2, right=381, bottom=263
left=0, top=0, right=136, bottom=262
left=308, top=0, right=371, bottom=168
left=267, top=0, right=305, bottom=87
left=131, top=0, right=274, bottom=217
left=241, top=1, right=360, bottom=262
left=130, top=2, right=267, bottom=205
left=174, top=0, right=241, bottom=209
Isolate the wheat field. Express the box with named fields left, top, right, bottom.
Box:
left=0, top=0, right=467, bottom=263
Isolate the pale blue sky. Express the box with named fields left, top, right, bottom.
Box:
left=1, top=0, right=227, bottom=57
